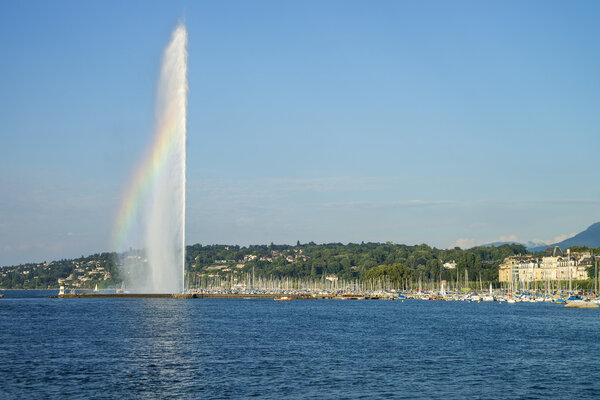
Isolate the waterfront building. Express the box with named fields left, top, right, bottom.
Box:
left=498, top=251, right=591, bottom=283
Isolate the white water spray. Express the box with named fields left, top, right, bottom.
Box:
left=147, top=24, right=187, bottom=293
left=116, top=24, right=187, bottom=293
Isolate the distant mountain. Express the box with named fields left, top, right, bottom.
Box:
left=534, top=222, right=600, bottom=252
left=481, top=222, right=600, bottom=253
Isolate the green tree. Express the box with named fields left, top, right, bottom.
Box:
left=364, top=263, right=412, bottom=286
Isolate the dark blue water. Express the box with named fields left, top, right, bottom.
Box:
left=1, top=291, right=600, bottom=399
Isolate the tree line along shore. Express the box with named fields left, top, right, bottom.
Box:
left=1, top=242, right=599, bottom=291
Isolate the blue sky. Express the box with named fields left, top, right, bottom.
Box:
left=1, top=0, right=600, bottom=266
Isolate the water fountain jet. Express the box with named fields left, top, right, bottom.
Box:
left=112, top=23, right=188, bottom=293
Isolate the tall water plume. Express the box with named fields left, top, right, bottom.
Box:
left=112, top=24, right=188, bottom=293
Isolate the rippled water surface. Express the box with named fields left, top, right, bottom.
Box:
left=1, top=290, right=600, bottom=399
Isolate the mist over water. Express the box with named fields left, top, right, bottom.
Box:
left=116, top=24, right=187, bottom=293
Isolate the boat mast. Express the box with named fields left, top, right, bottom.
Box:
left=568, top=249, right=572, bottom=293
left=593, top=249, right=598, bottom=296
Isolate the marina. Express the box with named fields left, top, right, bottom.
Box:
left=52, top=287, right=600, bottom=307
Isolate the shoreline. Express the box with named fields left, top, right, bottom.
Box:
left=54, top=293, right=384, bottom=300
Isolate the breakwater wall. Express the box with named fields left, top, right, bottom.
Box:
left=55, top=293, right=319, bottom=299
left=54, top=293, right=398, bottom=300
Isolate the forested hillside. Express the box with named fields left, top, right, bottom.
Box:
left=1, top=242, right=529, bottom=289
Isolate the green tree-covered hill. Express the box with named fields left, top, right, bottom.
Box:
left=1, top=242, right=530, bottom=289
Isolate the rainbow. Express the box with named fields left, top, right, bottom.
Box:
left=112, top=23, right=188, bottom=269
left=111, top=114, right=184, bottom=251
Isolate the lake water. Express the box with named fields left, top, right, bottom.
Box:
left=1, top=290, right=600, bottom=399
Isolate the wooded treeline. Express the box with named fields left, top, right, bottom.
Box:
left=1, top=242, right=533, bottom=289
